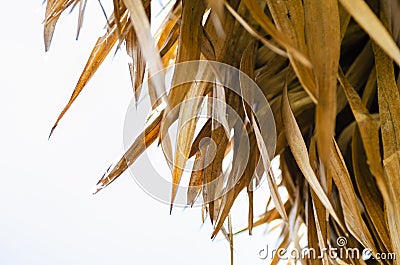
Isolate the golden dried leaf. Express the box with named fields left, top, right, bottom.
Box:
left=352, top=127, right=392, bottom=253
left=44, top=0, right=60, bottom=52
left=94, top=111, right=162, bottom=193
left=304, top=0, right=340, bottom=172
left=123, top=0, right=166, bottom=102
left=337, top=69, right=388, bottom=201
left=374, top=40, right=400, bottom=260
left=329, top=139, right=378, bottom=255
left=266, top=0, right=317, bottom=102
left=50, top=15, right=127, bottom=136
left=339, top=0, right=400, bottom=66
left=282, top=83, right=345, bottom=230
left=252, top=114, right=288, bottom=221
left=242, top=0, right=311, bottom=68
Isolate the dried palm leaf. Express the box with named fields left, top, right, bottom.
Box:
left=44, top=0, right=400, bottom=263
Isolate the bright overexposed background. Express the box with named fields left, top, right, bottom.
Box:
left=0, top=1, right=277, bottom=264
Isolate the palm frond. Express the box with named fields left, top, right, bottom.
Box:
left=44, top=0, right=400, bottom=263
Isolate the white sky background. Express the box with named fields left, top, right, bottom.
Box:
left=0, top=1, right=278, bottom=264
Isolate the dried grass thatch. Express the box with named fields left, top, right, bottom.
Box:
left=44, top=0, right=400, bottom=263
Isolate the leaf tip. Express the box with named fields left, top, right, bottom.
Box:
left=48, top=125, right=56, bottom=139
left=91, top=184, right=104, bottom=195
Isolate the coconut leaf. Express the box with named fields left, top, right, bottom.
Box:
left=339, top=0, right=400, bottom=66
left=50, top=13, right=128, bottom=136
left=282, top=82, right=345, bottom=230
left=44, top=0, right=400, bottom=262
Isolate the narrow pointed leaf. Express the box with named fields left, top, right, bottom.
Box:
left=282, top=84, right=345, bottom=230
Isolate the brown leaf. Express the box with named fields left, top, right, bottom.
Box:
left=76, top=0, right=88, bottom=40
left=189, top=118, right=212, bottom=158
left=44, top=0, right=60, bottom=52
left=329, top=139, right=378, bottom=255
left=308, top=136, right=330, bottom=265
left=339, top=0, right=400, bottom=66
left=373, top=39, right=400, bottom=260
left=281, top=82, right=345, bottom=231
left=170, top=83, right=209, bottom=209
left=304, top=0, right=340, bottom=172
left=126, top=28, right=146, bottom=103
left=167, top=0, right=206, bottom=111
left=242, top=0, right=312, bottom=68
left=266, top=0, right=317, bottom=102
left=158, top=19, right=180, bottom=58
left=224, top=2, right=288, bottom=59
left=93, top=110, right=162, bottom=193
left=50, top=13, right=128, bottom=136
left=212, top=131, right=258, bottom=237
left=123, top=0, right=166, bottom=103
left=187, top=150, right=205, bottom=206
left=352, top=127, right=392, bottom=253
left=252, top=114, right=288, bottom=221
left=44, top=0, right=78, bottom=51
left=204, top=125, right=229, bottom=223
left=337, top=69, right=389, bottom=200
